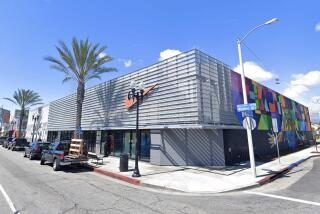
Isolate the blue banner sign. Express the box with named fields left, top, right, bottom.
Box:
left=237, top=103, right=256, bottom=112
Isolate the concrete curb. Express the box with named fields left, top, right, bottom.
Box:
left=257, top=154, right=320, bottom=185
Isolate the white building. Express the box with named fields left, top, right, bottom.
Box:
left=25, top=105, right=50, bottom=141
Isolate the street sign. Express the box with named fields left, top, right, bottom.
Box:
left=242, top=110, right=253, bottom=118
left=243, top=117, right=256, bottom=130
left=237, top=103, right=256, bottom=112
left=272, top=118, right=278, bottom=133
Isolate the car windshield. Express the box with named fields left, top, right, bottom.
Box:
left=40, top=143, right=50, bottom=150
left=56, top=143, right=70, bottom=151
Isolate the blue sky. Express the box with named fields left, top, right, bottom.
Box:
left=0, top=0, right=320, bottom=122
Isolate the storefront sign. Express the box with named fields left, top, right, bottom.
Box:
left=124, top=83, right=158, bottom=109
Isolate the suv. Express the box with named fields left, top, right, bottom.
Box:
left=9, top=138, right=29, bottom=151
left=24, top=141, right=50, bottom=160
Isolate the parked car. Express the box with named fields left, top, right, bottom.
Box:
left=0, top=136, right=7, bottom=145
left=3, top=137, right=14, bottom=148
left=8, top=138, right=29, bottom=151
left=41, top=141, right=87, bottom=171
left=24, top=141, right=50, bottom=160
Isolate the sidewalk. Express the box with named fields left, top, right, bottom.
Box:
left=87, top=146, right=320, bottom=193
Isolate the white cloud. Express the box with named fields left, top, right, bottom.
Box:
left=123, top=59, right=132, bottom=68
left=306, top=97, right=320, bottom=123
left=118, top=59, right=133, bottom=68
left=315, top=22, right=320, bottom=32
left=98, top=52, right=106, bottom=59
left=233, top=61, right=275, bottom=82
left=291, top=71, right=320, bottom=86
left=159, top=49, right=182, bottom=61
left=283, top=84, right=309, bottom=101
left=282, top=70, right=320, bottom=122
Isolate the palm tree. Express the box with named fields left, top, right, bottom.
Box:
left=4, top=89, right=42, bottom=138
left=45, top=38, right=116, bottom=138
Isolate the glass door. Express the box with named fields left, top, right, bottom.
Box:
left=131, top=131, right=136, bottom=159
left=140, top=130, right=151, bottom=160
left=123, top=131, right=131, bottom=156
left=113, top=131, right=123, bottom=156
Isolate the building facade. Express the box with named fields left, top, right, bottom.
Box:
left=26, top=105, right=50, bottom=141
left=0, top=107, right=10, bottom=136
left=46, top=49, right=313, bottom=166
left=12, top=109, right=29, bottom=138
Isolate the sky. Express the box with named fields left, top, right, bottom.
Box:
left=0, top=0, right=320, bottom=122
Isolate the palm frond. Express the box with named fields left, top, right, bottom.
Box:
left=3, top=97, right=17, bottom=105
left=45, top=37, right=116, bottom=84
left=3, top=89, right=43, bottom=109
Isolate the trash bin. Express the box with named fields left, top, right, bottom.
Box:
left=119, top=153, right=129, bottom=172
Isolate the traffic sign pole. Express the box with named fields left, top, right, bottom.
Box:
left=246, top=128, right=256, bottom=177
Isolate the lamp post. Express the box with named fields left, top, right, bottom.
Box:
left=31, top=114, right=40, bottom=142
left=128, top=80, right=144, bottom=177
left=237, top=18, right=279, bottom=178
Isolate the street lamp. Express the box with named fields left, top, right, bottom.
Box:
left=237, top=18, right=279, bottom=178
left=32, top=114, right=40, bottom=142
left=128, top=80, right=145, bottom=177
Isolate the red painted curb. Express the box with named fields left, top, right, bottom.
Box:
left=86, top=165, right=141, bottom=186
left=257, top=167, right=289, bottom=185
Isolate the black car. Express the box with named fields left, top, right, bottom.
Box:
left=8, top=138, right=29, bottom=151
left=3, top=137, right=14, bottom=148
left=24, top=141, right=50, bottom=160
left=0, top=136, right=7, bottom=145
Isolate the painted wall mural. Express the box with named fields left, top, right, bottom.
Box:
left=231, top=71, right=312, bottom=150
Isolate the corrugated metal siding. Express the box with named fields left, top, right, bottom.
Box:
left=150, top=128, right=225, bottom=166
left=195, top=50, right=239, bottom=125
left=48, top=50, right=199, bottom=131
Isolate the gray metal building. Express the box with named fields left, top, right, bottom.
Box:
left=47, top=49, right=313, bottom=166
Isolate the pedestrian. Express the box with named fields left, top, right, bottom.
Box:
left=104, top=135, right=112, bottom=157
left=104, top=140, right=108, bottom=157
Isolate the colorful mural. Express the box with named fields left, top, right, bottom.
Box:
left=231, top=71, right=312, bottom=150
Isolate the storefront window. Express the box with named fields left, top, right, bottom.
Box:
left=47, top=131, right=58, bottom=142
left=140, top=130, right=151, bottom=160
left=60, top=131, right=74, bottom=141
left=100, top=130, right=150, bottom=160
left=83, top=131, right=96, bottom=153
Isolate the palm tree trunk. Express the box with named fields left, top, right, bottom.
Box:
left=75, top=81, right=85, bottom=139
left=18, top=109, right=24, bottom=138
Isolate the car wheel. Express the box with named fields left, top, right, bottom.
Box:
left=29, top=153, right=33, bottom=160
left=40, top=158, right=45, bottom=165
left=23, top=152, right=27, bottom=157
left=11, top=146, right=15, bottom=151
left=53, top=159, right=61, bottom=171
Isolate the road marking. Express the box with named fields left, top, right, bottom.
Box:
left=0, top=184, right=19, bottom=213
left=244, top=191, right=320, bottom=207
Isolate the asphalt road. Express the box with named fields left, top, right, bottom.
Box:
left=0, top=146, right=320, bottom=214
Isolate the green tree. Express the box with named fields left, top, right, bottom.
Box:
left=4, top=89, right=42, bottom=138
left=45, top=38, right=116, bottom=138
